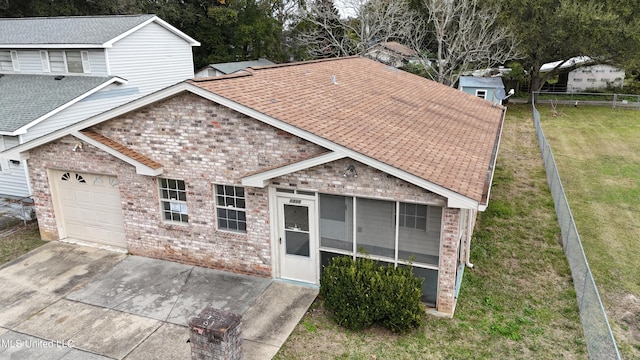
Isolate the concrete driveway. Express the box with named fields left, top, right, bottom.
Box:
left=0, top=242, right=317, bottom=359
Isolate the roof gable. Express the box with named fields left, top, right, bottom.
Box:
left=0, top=14, right=199, bottom=48
left=459, top=76, right=505, bottom=89
left=0, top=74, right=126, bottom=135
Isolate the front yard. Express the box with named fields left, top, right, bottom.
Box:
left=275, top=105, right=586, bottom=359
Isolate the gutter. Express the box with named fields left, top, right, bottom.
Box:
left=478, top=105, right=507, bottom=211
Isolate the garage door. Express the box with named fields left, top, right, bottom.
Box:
left=53, top=170, right=126, bottom=248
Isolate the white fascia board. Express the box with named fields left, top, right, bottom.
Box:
left=9, top=76, right=128, bottom=136
left=103, top=16, right=201, bottom=47
left=72, top=131, right=163, bottom=176
left=0, top=44, right=105, bottom=49
left=3, top=81, right=190, bottom=161
left=187, top=85, right=481, bottom=210
left=242, top=152, right=347, bottom=187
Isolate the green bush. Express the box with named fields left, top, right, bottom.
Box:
left=320, top=256, right=425, bottom=333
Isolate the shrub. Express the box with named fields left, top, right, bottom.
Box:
left=320, top=256, right=425, bottom=333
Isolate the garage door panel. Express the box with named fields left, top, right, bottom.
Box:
left=54, top=170, right=126, bottom=248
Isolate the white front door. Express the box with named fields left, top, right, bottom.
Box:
left=277, top=196, right=318, bottom=284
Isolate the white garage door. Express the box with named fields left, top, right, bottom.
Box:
left=53, top=170, right=126, bottom=248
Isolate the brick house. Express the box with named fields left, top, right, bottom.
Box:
left=2, top=57, right=505, bottom=316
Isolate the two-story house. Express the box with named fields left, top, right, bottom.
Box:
left=0, top=14, right=199, bottom=197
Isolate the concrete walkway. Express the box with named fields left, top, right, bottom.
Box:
left=0, top=242, right=317, bottom=359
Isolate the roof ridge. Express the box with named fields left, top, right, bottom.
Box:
left=247, top=56, right=361, bottom=72
left=189, top=71, right=253, bottom=83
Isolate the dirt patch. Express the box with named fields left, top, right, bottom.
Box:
left=608, top=292, right=640, bottom=356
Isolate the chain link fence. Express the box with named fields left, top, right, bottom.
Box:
left=532, top=105, right=621, bottom=359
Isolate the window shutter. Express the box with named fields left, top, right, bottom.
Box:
left=40, top=51, right=50, bottom=72
left=10, top=50, right=19, bottom=71
left=81, top=51, right=91, bottom=73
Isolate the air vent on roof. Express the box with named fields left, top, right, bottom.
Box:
left=54, top=75, right=65, bottom=80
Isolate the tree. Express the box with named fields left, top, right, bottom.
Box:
left=294, top=0, right=419, bottom=58
left=406, top=0, right=519, bottom=86
left=496, top=0, right=629, bottom=98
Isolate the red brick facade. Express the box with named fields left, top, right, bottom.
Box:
left=27, top=92, right=472, bottom=315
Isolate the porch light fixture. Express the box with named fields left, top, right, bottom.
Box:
left=72, top=141, right=83, bottom=152
left=343, top=164, right=358, bottom=178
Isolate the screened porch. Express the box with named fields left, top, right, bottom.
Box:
left=318, top=193, right=442, bottom=305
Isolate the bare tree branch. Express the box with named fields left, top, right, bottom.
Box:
left=296, top=0, right=419, bottom=58
left=408, top=0, right=519, bottom=86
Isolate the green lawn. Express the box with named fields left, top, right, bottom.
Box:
left=0, top=222, right=46, bottom=266
left=539, top=103, right=640, bottom=359
left=275, top=105, right=586, bottom=359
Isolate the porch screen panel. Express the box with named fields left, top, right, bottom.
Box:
left=398, top=204, right=442, bottom=265
left=411, top=267, right=439, bottom=305
left=355, top=198, right=395, bottom=258
left=319, top=194, right=353, bottom=251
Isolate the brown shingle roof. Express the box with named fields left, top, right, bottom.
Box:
left=79, top=129, right=163, bottom=170
left=190, top=56, right=504, bottom=203
left=380, top=42, right=417, bottom=57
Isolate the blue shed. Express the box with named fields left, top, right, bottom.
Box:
left=458, top=76, right=506, bottom=105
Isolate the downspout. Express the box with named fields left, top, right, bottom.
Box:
left=465, top=210, right=474, bottom=269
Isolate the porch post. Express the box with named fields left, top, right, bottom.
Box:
left=437, top=207, right=461, bottom=316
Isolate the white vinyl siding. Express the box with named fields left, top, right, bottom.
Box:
left=107, top=22, right=194, bottom=96
left=0, top=136, right=30, bottom=196
left=0, top=136, right=9, bottom=173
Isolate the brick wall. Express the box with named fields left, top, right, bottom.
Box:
left=27, top=91, right=467, bottom=314
left=28, top=93, right=326, bottom=277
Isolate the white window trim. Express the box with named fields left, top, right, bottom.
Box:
left=81, top=51, right=91, bottom=73
left=158, top=178, right=189, bottom=224
left=475, top=89, right=487, bottom=99
left=40, top=51, right=50, bottom=72
left=215, top=184, right=247, bottom=233
left=10, top=50, right=19, bottom=71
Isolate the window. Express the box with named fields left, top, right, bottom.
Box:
left=159, top=178, right=188, bottom=223
left=399, top=203, right=427, bottom=230
left=44, top=50, right=91, bottom=73
left=475, top=90, right=487, bottom=99
left=0, top=50, right=19, bottom=72
left=573, top=78, right=583, bottom=82
left=587, top=78, right=596, bottom=82
left=215, top=185, right=246, bottom=232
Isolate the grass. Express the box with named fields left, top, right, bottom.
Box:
left=275, top=105, right=586, bottom=359
left=0, top=222, right=46, bottom=265
left=538, top=103, right=640, bottom=359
